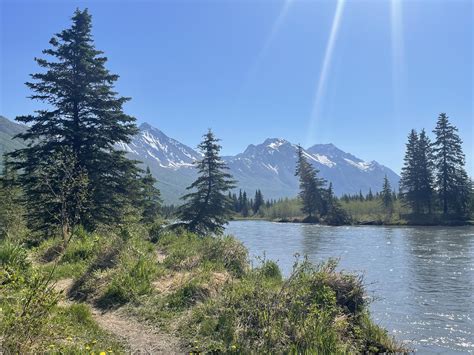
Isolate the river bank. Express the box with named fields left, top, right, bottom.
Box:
left=1, top=224, right=406, bottom=353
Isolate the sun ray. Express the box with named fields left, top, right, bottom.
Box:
left=391, top=0, right=404, bottom=113
left=306, top=0, right=346, bottom=146
left=240, top=0, right=294, bottom=90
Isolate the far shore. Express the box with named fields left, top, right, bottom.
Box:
left=231, top=216, right=474, bottom=227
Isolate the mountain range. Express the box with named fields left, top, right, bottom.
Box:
left=0, top=116, right=400, bottom=204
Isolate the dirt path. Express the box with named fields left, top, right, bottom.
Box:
left=54, top=278, right=182, bottom=354
left=90, top=307, right=181, bottom=354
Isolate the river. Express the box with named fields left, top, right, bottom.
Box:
left=225, top=221, right=474, bottom=353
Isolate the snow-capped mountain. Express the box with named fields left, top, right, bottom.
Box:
left=223, top=139, right=399, bottom=200
left=122, top=123, right=400, bottom=203
left=0, top=116, right=400, bottom=204
left=119, top=123, right=201, bottom=169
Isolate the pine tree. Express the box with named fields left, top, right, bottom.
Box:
left=178, top=130, right=236, bottom=235
left=295, top=145, right=326, bottom=218
left=432, top=113, right=470, bottom=216
left=400, top=129, right=421, bottom=213
left=367, top=188, right=374, bottom=201
left=417, top=129, right=434, bottom=214
left=140, top=166, right=162, bottom=224
left=381, top=175, right=393, bottom=216
left=253, top=189, right=264, bottom=214
left=241, top=191, right=249, bottom=217
left=9, top=9, right=140, bottom=233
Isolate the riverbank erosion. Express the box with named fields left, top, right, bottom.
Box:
left=1, top=225, right=407, bottom=353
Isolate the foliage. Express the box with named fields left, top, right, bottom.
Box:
left=139, top=166, right=162, bottom=224
left=432, top=113, right=470, bottom=216
left=295, top=144, right=326, bottom=218
left=0, top=156, right=27, bottom=241
left=97, top=237, right=158, bottom=308
left=182, top=257, right=405, bottom=353
left=178, top=130, right=236, bottom=235
left=9, top=9, right=141, bottom=234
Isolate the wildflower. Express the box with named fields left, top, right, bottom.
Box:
left=231, top=345, right=237, bottom=350
left=85, top=345, right=91, bottom=350
left=66, top=336, right=73, bottom=341
left=100, top=352, right=106, bottom=355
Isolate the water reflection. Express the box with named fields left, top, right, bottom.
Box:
left=225, top=221, right=474, bottom=353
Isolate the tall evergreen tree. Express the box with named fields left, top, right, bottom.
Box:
left=295, top=145, right=326, bottom=218
left=9, top=9, right=140, bottom=233
left=381, top=175, right=394, bottom=215
left=241, top=191, right=249, bottom=217
left=400, top=129, right=421, bottom=213
left=416, top=129, right=435, bottom=214
left=140, top=166, right=162, bottom=224
left=253, top=189, right=264, bottom=214
left=178, top=130, right=236, bottom=235
left=432, top=113, right=470, bottom=216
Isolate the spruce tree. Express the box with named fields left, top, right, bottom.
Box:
left=295, top=145, right=326, bottom=218
left=178, top=130, right=236, bottom=235
left=416, top=129, right=434, bottom=214
left=400, top=130, right=421, bottom=213
left=432, top=113, right=470, bottom=216
left=253, top=189, right=264, bottom=214
left=10, top=9, right=140, bottom=233
left=140, top=166, right=162, bottom=224
left=241, top=191, right=249, bottom=217
left=381, top=175, right=394, bottom=216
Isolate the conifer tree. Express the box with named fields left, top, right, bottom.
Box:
left=10, top=9, right=140, bottom=233
left=140, top=166, right=162, bottom=224
left=295, top=145, right=326, bottom=218
left=400, top=130, right=421, bottom=213
left=432, top=113, right=470, bottom=216
left=367, top=188, right=374, bottom=201
left=381, top=175, right=394, bottom=216
left=253, top=189, right=264, bottom=214
left=178, top=130, right=236, bottom=235
left=241, top=191, right=249, bottom=217
left=417, top=129, right=434, bottom=214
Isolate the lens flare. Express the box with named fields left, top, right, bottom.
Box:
left=391, top=0, right=404, bottom=112
left=241, top=0, right=294, bottom=89
left=306, top=0, right=346, bottom=146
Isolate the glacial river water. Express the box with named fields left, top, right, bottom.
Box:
left=225, top=221, right=474, bottom=353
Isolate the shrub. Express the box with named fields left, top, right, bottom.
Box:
left=182, top=258, right=405, bottom=353
left=1, top=270, right=60, bottom=353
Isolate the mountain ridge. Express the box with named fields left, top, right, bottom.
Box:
left=0, top=116, right=400, bottom=203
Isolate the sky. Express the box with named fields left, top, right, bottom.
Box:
left=1, top=0, right=472, bottom=174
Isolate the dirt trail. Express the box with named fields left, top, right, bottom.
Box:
left=90, top=307, right=181, bottom=354
left=54, top=278, right=182, bottom=354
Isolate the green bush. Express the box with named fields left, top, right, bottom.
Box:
left=182, top=258, right=405, bottom=353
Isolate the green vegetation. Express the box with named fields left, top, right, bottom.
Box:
left=1, top=224, right=406, bottom=352
left=177, top=130, right=236, bottom=235
left=2, top=6, right=457, bottom=352
left=0, top=240, right=124, bottom=353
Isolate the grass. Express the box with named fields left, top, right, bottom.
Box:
left=2, top=224, right=407, bottom=353
left=0, top=239, right=125, bottom=353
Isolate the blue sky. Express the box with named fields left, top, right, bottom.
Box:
left=1, top=0, right=472, bottom=174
